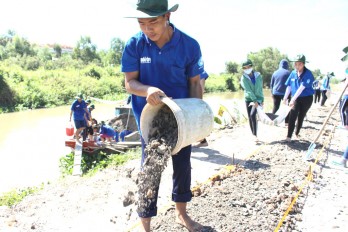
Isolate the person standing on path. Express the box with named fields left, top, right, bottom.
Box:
left=312, top=76, right=322, bottom=104
left=121, top=0, right=204, bottom=231
left=283, top=54, right=314, bottom=142
left=240, top=59, right=264, bottom=143
left=69, top=93, right=90, bottom=142
left=333, top=47, right=348, bottom=168
left=270, top=59, right=291, bottom=125
left=320, top=72, right=335, bottom=106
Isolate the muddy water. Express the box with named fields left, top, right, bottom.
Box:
left=0, top=90, right=272, bottom=194
left=0, top=104, right=116, bottom=194
left=137, top=105, right=177, bottom=214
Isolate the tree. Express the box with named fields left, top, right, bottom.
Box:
left=225, top=61, right=240, bottom=74
left=72, top=36, right=100, bottom=64
left=109, top=37, right=125, bottom=65
left=53, top=43, right=62, bottom=58
left=6, top=35, right=35, bottom=57
left=311, top=69, right=322, bottom=78
left=247, top=47, right=288, bottom=87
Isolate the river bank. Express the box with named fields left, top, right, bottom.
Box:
left=1, top=94, right=347, bottom=231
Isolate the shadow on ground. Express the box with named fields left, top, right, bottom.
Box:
left=191, top=147, right=243, bottom=166
left=242, top=159, right=270, bottom=171
left=269, top=139, right=311, bottom=151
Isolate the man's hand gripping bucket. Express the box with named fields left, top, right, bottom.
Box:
left=140, top=97, right=214, bottom=155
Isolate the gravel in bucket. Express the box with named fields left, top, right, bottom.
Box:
left=136, top=105, right=178, bottom=214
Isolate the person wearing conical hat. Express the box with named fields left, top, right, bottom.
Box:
left=121, top=0, right=204, bottom=231
left=283, top=54, right=315, bottom=142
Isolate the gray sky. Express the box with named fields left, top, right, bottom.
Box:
left=1, top=0, right=347, bottom=75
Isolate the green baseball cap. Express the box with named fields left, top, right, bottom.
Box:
left=89, top=104, right=95, bottom=109
left=290, top=54, right=308, bottom=63
left=76, top=93, right=83, bottom=99
left=125, top=0, right=179, bottom=18
left=242, top=59, right=253, bottom=68
left=86, top=99, right=92, bottom=104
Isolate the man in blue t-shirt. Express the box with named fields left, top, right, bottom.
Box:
left=69, top=93, right=90, bottom=142
left=283, top=54, right=314, bottom=142
left=121, top=1, right=203, bottom=231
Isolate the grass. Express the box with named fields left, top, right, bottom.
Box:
left=0, top=147, right=141, bottom=207
left=59, top=147, right=141, bottom=177
left=0, top=184, right=44, bottom=207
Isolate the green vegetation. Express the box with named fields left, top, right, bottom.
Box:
left=59, top=148, right=141, bottom=177
left=0, top=184, right=43, bottom=207
left=0, top=31, right=127, bottom=113
left=1, top=30, right=329, bottom=113
left=0, top=148, right=141, bottom=207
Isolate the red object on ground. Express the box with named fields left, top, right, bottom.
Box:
left=65, top=139, right=100, bottom=153
left=66, top=122, right=74, bottom=136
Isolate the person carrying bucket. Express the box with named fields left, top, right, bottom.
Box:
left=282, top=54, right=315, bottom=142
left=121, top=0, right=204, bottom=231
left=240, top=58, right=264, bottom=143
left=69, top=93, right=91, bottom=142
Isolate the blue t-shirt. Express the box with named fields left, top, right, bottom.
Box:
left=320, top=76, right=331, bottom=90
left=200, top=70, right=209, bottom=80
left=285, top=68, right=314, bottom=97
left=100, top=125, right=116, bottom=137
left=71, top=100, right=87, bottom=120
left=121, top=24, right=204, bottom=127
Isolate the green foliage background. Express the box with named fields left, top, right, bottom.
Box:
left=0, top=31, right=329, bottom=113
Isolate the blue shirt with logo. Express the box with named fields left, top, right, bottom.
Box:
left=285, top=68, right=314, bottom=97
left=71, top=100, right=87, bottom=120
left=121, top=24, right=204, bottom=128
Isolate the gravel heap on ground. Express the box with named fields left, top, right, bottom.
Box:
left=149, top=105, right=343, bottom=232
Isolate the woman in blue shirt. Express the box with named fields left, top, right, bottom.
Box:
left=283, top=54, right=314, bottom=142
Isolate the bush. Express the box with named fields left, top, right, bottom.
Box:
left=59, top=148, right=141, bottom=177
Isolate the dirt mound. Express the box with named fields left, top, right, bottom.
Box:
left=107, top=113, right=138, bottom=132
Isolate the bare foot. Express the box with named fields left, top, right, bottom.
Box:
left=176, top=213, right=203, bottom=232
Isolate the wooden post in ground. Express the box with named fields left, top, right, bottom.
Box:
left=72, top=142, right=82, bottom=176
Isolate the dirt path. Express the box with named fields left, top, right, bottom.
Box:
left=1, top=100, right=347, bottom=232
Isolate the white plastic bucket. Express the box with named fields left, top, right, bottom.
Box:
left=140, top=97, right=214, bottom=155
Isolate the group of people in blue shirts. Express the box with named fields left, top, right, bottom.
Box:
left=242, top=54, right=322, bottom=143
left=70, top=94, right=133, bottom=143
left=312, top=72, right=334, bottom=106
left=120, top=0, right=347, bottom=230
